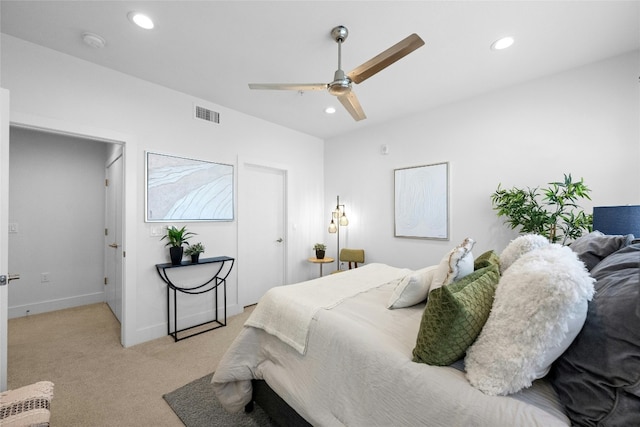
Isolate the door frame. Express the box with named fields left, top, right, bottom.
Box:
left=1, top=89, right=10, bottom=390
left=237, top=156, right=289, bottom=307
left=7, top=111, right=137, bottom=347
left=105, top=147, right=124, bottom=321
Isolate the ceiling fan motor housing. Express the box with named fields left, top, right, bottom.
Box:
left=328, top=69, right=351, bottom=95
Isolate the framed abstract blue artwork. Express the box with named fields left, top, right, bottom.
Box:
left=145, top=151, right=234, bottom=222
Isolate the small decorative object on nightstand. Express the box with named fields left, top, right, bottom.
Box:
left=313, top=243, right=327, bottom=259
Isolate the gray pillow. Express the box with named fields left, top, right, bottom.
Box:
left=569, top=231, right=633, bottom=271
left=550, top=244, right=640, bottom=426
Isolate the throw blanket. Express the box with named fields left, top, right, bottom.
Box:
left=245, top=263, right=410, bottom=354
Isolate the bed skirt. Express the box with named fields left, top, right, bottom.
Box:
left=245, top=380, right=311, bottom=427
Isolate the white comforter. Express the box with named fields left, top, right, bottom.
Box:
left=212, top=264, right=570, bottom=427
left=245, top=263, right=411, bottom=354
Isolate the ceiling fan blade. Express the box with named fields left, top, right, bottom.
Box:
left=248, top=83, right=327, bottom=91
left=347, top=33, right=425, bottom=84
left=338, top=91, right=366, bottom=121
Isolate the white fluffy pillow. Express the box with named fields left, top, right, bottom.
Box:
left=465, top=244, right=595, bottom=396
left=499, top=234, right=549, bottom=274
left=387, top=265, right=438, bottom=309
left=431, top=238, right=475, bottom=291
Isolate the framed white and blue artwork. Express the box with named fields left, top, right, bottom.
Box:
left=394, top=162, right=449, bottom=240
left=145, top=151, right=234, bottom=222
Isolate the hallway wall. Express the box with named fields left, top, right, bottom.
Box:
left=8, top=127, right=109, bottom=317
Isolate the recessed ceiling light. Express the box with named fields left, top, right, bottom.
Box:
left=128, top=12, right=154, bottom=30
left=491, top=36, right=514, bottom=51
left=325, top=106, right=336, bottom=114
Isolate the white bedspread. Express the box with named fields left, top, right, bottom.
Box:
left=244, top=263, right=410, bottom=354
left=212, top=266, right=570, bottom=427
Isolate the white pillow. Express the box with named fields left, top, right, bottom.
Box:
left=430, top=238, right=475, bottom=291
left=465, top=244, right=595, bottom=396
left=499, top=234, right=549, bottom=274
left=387, top=265, right=438, bottom=309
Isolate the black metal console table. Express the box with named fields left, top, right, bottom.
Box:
left=155, top=256, right=234, bottom=342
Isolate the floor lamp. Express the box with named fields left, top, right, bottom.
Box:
left=328, top=195, right=349, bottom=271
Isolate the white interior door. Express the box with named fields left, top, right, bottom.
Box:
left=1, top=89, right=10, bottom=391
left=105, top=152, right=123, bottom=321
left=239, top=163, right=286, bottom=306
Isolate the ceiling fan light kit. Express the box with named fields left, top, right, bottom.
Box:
left=248, top=25, right=425, bottom=122
left=328, top=69, right=351, bottom=96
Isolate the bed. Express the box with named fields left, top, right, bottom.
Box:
left=212, top=234, right=640, bottom=426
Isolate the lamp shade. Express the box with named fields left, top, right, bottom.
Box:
left=592, top=205, right=640, bottom=237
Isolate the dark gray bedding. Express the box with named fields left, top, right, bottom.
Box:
left=551, top=244, right=640, bottom=426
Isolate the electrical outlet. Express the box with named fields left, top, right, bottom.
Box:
left=8, top=223, right=18, bottom=233
left=41, top=272, right=50, bottom=283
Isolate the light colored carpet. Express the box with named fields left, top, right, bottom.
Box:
left=7, top=303, right=253, bottom=426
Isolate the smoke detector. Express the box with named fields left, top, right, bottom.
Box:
left=82, top=32, right=106, bottom=49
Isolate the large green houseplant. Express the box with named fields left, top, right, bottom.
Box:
left=161, top=225, right=197, bottom=265
left=491, top=174, right=592, bottom=245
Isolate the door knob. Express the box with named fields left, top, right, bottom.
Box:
left=0, top=274, right=20, bottom=286
left=276, top=238, right=283, bottom=243
left=109, top=243, right=119, bottom=249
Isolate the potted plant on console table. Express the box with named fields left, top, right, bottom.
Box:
left=185, top=242, right=205, bottom=264
left=161, top=225, right=197, bottom=265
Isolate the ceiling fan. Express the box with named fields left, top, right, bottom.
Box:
left=248, top=26, right=425, bottom=121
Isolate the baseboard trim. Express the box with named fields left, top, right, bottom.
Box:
left=133, top=303, right=243, bottom=345
left=8, top=292, right=105, bottom=319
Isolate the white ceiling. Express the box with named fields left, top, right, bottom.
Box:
left=1, top=1, right=638, bottom=139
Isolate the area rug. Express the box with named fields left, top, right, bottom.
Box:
left=163, top=373, right=275, bottom=427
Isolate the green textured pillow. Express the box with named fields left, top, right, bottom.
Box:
left=474, top=250, right=500, bottom=270
left=412, top=264, right=500, bottom=366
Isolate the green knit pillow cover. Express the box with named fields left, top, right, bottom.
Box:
left=412, top=263, right=500, bottom=366
left=474, top=250, right=500, bottom=270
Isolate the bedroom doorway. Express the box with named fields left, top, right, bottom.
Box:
left=238, top=161, right=287, bottom=306
left=4, top=120, right=131, bottom=346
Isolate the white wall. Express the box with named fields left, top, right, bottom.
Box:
left=3, top=31, right=638, bottom=345
left=1, top=35, right=326, bottom=345
left=324, top=51, right=640, bottom=270
left=8, top=128, right=108, bottom=317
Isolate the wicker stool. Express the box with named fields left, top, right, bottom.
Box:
left=0, top=381, right=54, bottom=427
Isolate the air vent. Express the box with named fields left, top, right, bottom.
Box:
left=194, top=105, right=220, bottom=124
